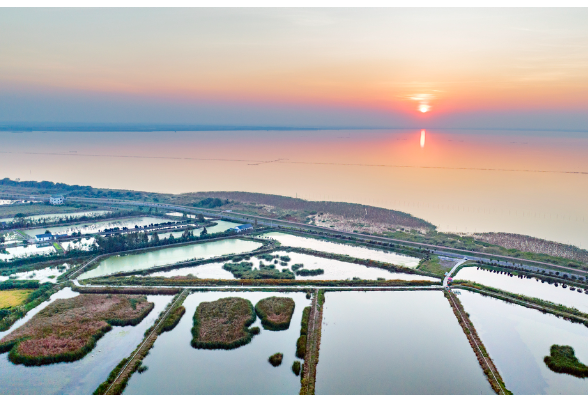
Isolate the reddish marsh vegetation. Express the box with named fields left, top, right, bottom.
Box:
left=0, top=294, right=154, bottom=366
left=191, top=297, right=257, bottom=349
left=255, top=296, right=295, bottom=331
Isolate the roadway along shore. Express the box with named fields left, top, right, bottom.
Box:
left=5, top=194, right=587, bottom=278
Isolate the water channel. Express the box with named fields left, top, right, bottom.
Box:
left=124, top=291, right=310, bottom=395
left=0, top=290, right=173, bottom=395
left=454, top=267, right=588, bottom=314
left=259, top=232, right=420, bottom=268
left=315, top=290, right=494, bottom=394
left=78, top=238, right=263, bottom=279
left=458, top=290, right=588, bottom=394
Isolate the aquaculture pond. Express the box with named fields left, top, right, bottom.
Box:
left=124, top=291, right=310, bottom=395
left=23, top=216, right=174, bottom=237
left=0, top=263, right=70, bottom=284
left=0, top=290, right=172, bottom=395
left=458, top=290, right=588, bottom=394
left=0, top=210, right=111, bottom=224
left=151, top=221, right=240, bottom=240
left=79, top=239, right=263, bottom=279
left=150, top=251, right=439, bottom=282
left=259, top=232, right=420, bottom=268
left=0, top=243, right=56, bottom=261
left=315, top=290, right=493, bottom=395
left=454, top=267, right=588, bottom=314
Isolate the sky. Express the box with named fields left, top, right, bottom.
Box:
left=1, top=8, right=588, bottom=130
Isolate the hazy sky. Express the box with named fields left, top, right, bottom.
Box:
left=1, top=8, right=588, bottom=129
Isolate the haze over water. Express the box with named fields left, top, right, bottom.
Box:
left=2, top=128, right=587, bottom=248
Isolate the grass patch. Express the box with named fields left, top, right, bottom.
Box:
left=268, top=352, right=283, bottom=366
left=417, top=255, right=450, bottom=277
left=0, top=289, right=34, bottom=309
left=191, top=297, right=257, bottom=350
left=544, top=345, right=588, bottom=378
left=0, top=294, right=153, bottom=366
left=160, top=306, right=186, bottom=333
left=255, top=296, right=295, bottom=331
left=223, top=261, right=295, bottom=279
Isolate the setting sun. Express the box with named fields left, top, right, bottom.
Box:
left=419, top=104, right=430, bottom=113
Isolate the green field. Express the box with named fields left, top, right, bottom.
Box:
left=0, top=289, right=33, bottom=309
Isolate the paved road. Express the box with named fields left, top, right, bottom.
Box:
left=4, top=194, right=586, bottom=278
left=443, top=258, right=468, bottom=288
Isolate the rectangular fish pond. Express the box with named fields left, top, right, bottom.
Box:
left=150, top=220, right=240, bottom=240
left=0, top=288, right=172, bottom=395
left=454, top=266, right=588, bottom=314
left=458, top=290, right=588, bottom=394
left=123, top=291, right=311, bottom=395
left=259, top=232, right=420, bottom=268
left=148, top=250, right=439, bottom=282
left=315, top=290, right=494, bottom=395
left=78, top=238, right=263, bottom=279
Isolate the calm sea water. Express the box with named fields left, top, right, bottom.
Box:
left=1, top=129, right=587, bottom=247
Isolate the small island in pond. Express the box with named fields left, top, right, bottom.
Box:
left=0, top=294, right=154, bottom=366
left=255, top=296, right=295, bottom=331
left=268, top=352, right=283, bottom=367
left=544, top=345, right=588, bottom=378
left=191, top=297, right=257, bottom=350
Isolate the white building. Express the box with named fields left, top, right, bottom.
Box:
left=49, top=195, right=65, bottom=205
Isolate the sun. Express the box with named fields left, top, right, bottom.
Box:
left=419, top=104, right=430, bottom=113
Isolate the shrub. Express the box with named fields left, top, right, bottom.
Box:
left=296, top=269, right=324, bottom=277
left=250, top=326, right=260, bottom=335
left=296, top=335, right=307, bottom=359
left=292, top=360, right=301, bottom=376
left=269, top=352, right=283, bottom=367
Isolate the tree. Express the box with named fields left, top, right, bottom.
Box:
left=45, top=230, right=52, bottom=235
left=0, top=236, right=5, bottom=244
left=182, top=228, right=192, bottom=239
left=151, top=232, right=160, bottom=244
left=197, top=214, right=204, bottom=222
left=200, top=226, right=208, bottom=236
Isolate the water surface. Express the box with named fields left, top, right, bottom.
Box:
left=316, top=290, right=494, bottom=394
left=260, top=232, right=420, bottom=267
left=459, top=290, right=588, bottom=394
left=24, top=216, right=173, bottom=237
left=124, top=291, right=310, bottom=395
left=455, top=266, right=588, bottom=313
left=151, top=251, right=438, bottom=282
left=79, top=238, right=262, bottom=279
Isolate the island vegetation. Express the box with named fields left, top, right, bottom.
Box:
left=292, top=360, right=301, bottom=375
left=295, top=268, right=324, bottom=277
left=268, top=352, right=283, bottom=366
left=296, top=306, right=311, bottom=359
left=0, top=294, right=154, bottom=366
left=544, top=345, right=588, bottom=378
left=191, top=297, right=257, bottom=350
left=222, top=261, right=294, bottom=279
left=255, top=296, right=295, bottom=331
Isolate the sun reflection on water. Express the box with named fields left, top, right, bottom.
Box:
left=420, top=129, right=426, bottom=148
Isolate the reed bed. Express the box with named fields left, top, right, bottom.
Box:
left=191, top=297, right=257, bottom=350
left=255, top=296, right=295, bottom=331
left=0, top=294, right=153, bottom=366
